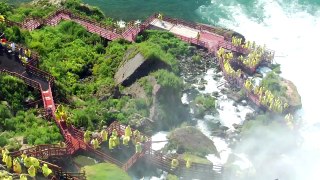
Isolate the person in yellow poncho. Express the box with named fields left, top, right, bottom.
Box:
left=109, top=136, right=114, bottom=150
left=84, top=130, right=91, bottom=144
left=26, top=49, right=31, bottom=58
left=112, top=129, right=118, bottom=137
left=2, top=148, right=9, bottom=163
left=157, top=13, right=163, bottom=21
left=100, top=129, right=108, bottom=142
left=5, top=155, right=12, bottom=169
left=92, top=138, right=100, bottom=149
left=186, top=158, right=192, bottom=168
left=196, top=32, right=200, bottom=41
left=171, top=158, right=179, bottom=170
left=20, top=175, right=27, bottom=180
left=2, top=176, right=13, bottom=180
left=125, top=125, right=132, bottom=137
left=0, top=15, right=5, bottom=22
left=23, top=156, right=32, bottom=168
left=28, top=165, right=36, bottom=178
left=135, top=142, right=142, bottom=153
left=30, top=157, right=40, bottom=168
left=13, top=158, right=22, bottom=174
left=123, top=136, right=130, bottom=146
left=133, top=129, right=140, bottom=137
left=42, top=164, right=53, bottom=177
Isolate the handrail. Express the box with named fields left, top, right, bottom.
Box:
left=0, top=69, right=41, bottom=90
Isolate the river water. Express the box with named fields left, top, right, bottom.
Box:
left=15, top=0, right=320, bottom=179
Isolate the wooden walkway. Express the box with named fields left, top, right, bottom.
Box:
left=6, top=9, right=246, bottom=54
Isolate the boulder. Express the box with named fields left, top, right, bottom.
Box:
left=281, top=79, right=302, bottom=110
left=168, top=126, right=219, bottom=157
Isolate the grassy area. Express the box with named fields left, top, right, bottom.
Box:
left=182, top=152, right=212, bottom=165
left=82, top=163, right=131, bottom=180
left=73, top=155, right=96, bottom=167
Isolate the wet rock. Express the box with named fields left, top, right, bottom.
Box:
left=232, top=101, right=237, bottom=107
left=198, top=84, right=205, bottom=90
left=245, top=113, right=255, bottom=120
left=212, top=91, right=220, bottom=97
left=241, top=100, right=247, bottom=106
left=232, top=123, right=242, bottom=130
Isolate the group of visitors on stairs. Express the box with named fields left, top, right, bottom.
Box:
left=1, top=148, right=53, bottom=179
left=83, top=125, right=147, bottom=154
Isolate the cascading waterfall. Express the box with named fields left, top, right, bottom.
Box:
left=196, top=0, right=320, bottom=179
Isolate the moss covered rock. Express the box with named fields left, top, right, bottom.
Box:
left=167, top=126, right=219, bottom=157
left=281, top=79, right=302, bottom=110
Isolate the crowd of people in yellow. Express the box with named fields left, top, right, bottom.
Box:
left=1, top=148, right=53, bottom=179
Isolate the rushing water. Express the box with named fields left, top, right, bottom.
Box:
left=13, top=0, right=320, bottom=179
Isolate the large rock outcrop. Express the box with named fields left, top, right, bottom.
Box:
left=114, top=53, right=168, bottom=86
left=167, top=126, right=219, bottom=157
left=281, top=79, right=302, bottom=110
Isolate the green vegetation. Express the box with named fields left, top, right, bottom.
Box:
left=4, top=1, right=57, bottom=22
left=182, top=152, right=212, bottom=164
left=0, top=104, right=62, bottom=149
left=261, top=72, right=287, bottom=97
left=0, top=75, right=39, bottom=112
left=82, top=163, right=131, bottom=180
left=0, top=1, right=192, bottom=137
left=193, top=94, right=216, bottom=118
left=167, top=174, right=179, bottom=180
left=73, top=155, right=96, bottom=167
left=152, top=69, right=183, bottom=93
left=195, top=94, right=216, bottom=111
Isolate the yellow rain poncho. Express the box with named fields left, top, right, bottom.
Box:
left=125, top=125, right=132, bottom=137
left=28, top=165, right=36, bottom=177
left=42, top=164, right=53, bottom=177
left=92, top=138, right=100, bottom=149
left=186, top=159, right=192, bottom=168
left=112, top=129, right=118, bottom=137
left=13, top=158, right=22, bottom=174
left=2, top=176, right=12, bottom=180
left=84, top=130, right=91, bottom=144
left=109, top=137, right=114, bottom=150
left=21, top=153, right=26, bottom=160
left=23, top=157, right=32, bottom=168
left=30, top=157, right=40, bottom=168
left=133, top=129, right=140, bottom=137
left=123, top=136, right=130, bottom=146
left=5, top=155, right=12, bottom=168
left=20, top=175, right=27, bottom=180
left=100, top=129, right=108, bottom=142
left=2, top=148, right=9, bottom=163
left=171, top=159, right=179, bottom=169
left=0, top=15, right=5, bottom=22
left=135, top=142, right=142, bottom=153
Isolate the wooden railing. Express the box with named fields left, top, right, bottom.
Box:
left=87, top=145, right=124, bottom=167
left=9, top=144, right=67, bottom=159
left=25, top=64, right=54, bottom=86
left=55, top=170, right=86, bottom=180
left=218, top=41, right=248, bottom=54
left=0, top=69, right=41, bottom=90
